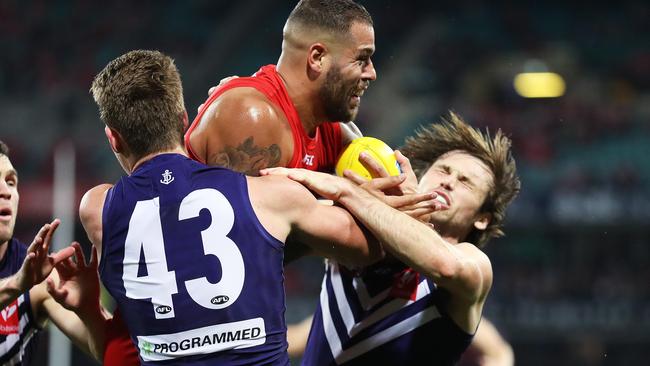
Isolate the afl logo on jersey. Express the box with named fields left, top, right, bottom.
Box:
left=155, top=305, right=173, bottom=314
left=211, top=295, right=230, bottom=305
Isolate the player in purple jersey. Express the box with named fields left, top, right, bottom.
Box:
left=0, top=140, right=106, bottom=364
left=69, top=49, right=437, bottom=365
left=263, top=112, right=520, bottom=365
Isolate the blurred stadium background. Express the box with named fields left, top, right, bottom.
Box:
left=1, top=0, right=648, bottom=365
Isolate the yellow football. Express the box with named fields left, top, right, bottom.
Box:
left=335, top=136, right=401, bottom=180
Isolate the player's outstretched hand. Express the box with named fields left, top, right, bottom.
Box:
left=46, top=242, right=100, bottom=315
left=16, top=219, right=75, bottom=292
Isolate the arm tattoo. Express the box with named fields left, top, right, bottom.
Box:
left=208, top=137, right=282, bottom=176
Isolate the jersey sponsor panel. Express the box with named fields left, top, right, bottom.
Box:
left=137, top=317, right=266, bottom=362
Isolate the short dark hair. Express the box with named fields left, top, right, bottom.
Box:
left=287, top=0, right=373, bottom=37
left=400, top=112, right=521, bottom=248
left=90, top=50, right=186, bottom=159
left=0, top=140, right=8, bottom=157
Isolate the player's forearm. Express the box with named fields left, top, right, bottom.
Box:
left=46, top=299, right=107, bottom=361
left=474, top=320, right=515, bottom=366
left=481, top=340, right=514, bottom=366
left=64, top=309, right=107, bottom=361
left=0, top=275, right=25, bottom=309
left=76, top=303, right=108, bottom=361
left=485, top=346, right=515, bottom=366
left=80, top=307, right=110, bottom=361
left=337, top=187, right=465, bottom=280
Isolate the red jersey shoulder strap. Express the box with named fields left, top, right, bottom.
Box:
left=184, top=65, right=287, bottom=164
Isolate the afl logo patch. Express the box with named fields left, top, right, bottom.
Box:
left=155, top=305, right=172, bottom=314
left=211, top=295, right=230, bottom=305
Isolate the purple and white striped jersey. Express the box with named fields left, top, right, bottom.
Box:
left=302, top=260, right=473, bottom=365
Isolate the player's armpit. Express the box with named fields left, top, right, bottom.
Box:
left=283, top=241, right=314, bottom=265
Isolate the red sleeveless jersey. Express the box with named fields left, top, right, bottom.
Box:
left=104, top=309, right=139, bottom=365
left=185, top=64, right=343, bottom=171
left=104, top=65, right=345, bottom=366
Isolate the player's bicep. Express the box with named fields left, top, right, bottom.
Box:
left=203, top=92, right=290, bottom=175
left=207, top=135, right=282, bottom=176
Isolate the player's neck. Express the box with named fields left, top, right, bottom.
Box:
left=128, top=146, right=187, bottom=174
left=443, top=235, right=461, bottom=245
left=276, top=62, right=327, bottom=137
left=431, top=225, right=463, bottom=245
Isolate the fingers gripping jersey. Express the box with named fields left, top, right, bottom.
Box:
left=99, top=154, right=289, bottom=365
left=185, top=65, right=343, bottom=171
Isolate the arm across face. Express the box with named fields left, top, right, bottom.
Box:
left=261, top=167, right=493, bottom=333
left=246, top=174, right=383, bottom=268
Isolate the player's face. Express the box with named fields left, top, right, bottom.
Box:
left=320, top=21, right=376, bottom=122
left=0, top=155, right=19, bottom=245
left=418, top=151, right=493, bottom=241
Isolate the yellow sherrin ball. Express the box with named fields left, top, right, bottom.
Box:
left=335, top=137, right=401, bottom=180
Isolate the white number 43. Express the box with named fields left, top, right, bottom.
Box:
left=122, top=189, right=245, bottom=319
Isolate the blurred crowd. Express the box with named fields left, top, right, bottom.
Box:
left=1, top=1, right=648, bottom=364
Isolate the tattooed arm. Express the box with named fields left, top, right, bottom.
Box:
left=186, top=87, right=295, bottom=175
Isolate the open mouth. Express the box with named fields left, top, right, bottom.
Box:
left=350, top=95, right=361, bottom=107
left=351, top=84, right=367, bottom=100
left=0, top=207, right=12, bottom=221
left=433, top=191, right=450, bottom=207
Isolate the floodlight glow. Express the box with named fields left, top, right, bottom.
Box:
left=514, top=72, right=566, bottom=98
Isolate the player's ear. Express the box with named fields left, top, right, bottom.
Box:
left=473, top=212, right=491, bottom=231
left=307, top=43, right=328, bottom=77
left=181, top=110, right=189, bottom=131
left=104, top=126, right=124, bottom=154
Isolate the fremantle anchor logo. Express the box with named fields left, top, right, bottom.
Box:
left=160, top=169, right=175, bottom=185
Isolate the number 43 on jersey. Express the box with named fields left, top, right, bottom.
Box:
left=122, top=188, right=245, bottom=319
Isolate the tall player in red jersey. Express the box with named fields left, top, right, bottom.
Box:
left=103, top=1, right=378, bottom=364
left=185, top=0, right=376, bottom=175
